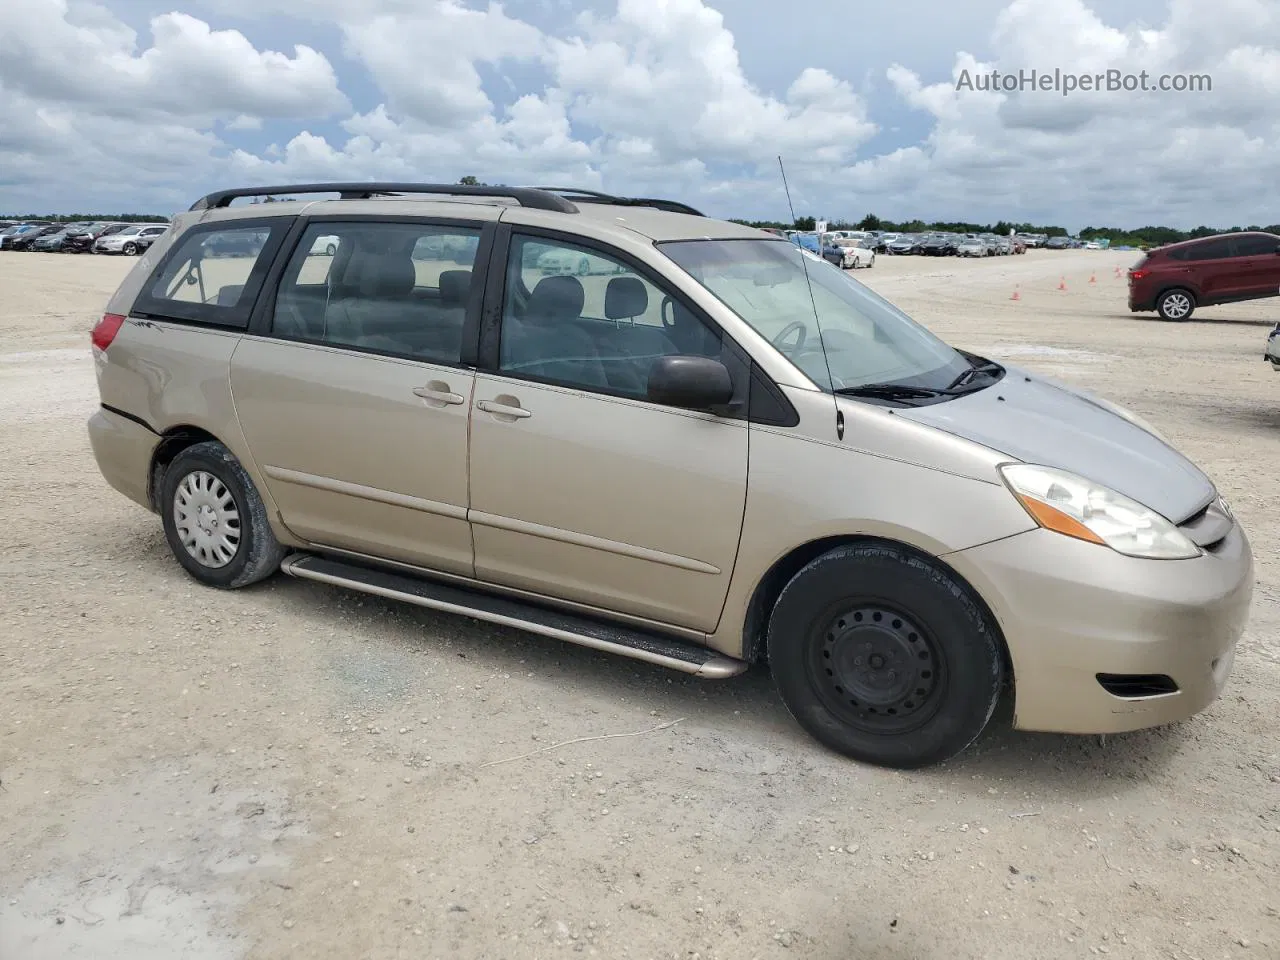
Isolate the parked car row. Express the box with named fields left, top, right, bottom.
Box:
left=876, top=231, right=1027, bottom=257
left=0, top=220, right=168, bottom=255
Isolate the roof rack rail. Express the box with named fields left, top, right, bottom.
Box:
left=532, top=187, right=705, bottom=218
left=188, top=182, right=579, bottom=213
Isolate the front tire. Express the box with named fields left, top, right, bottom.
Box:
left=160, top=441, right=284, bottom=589
left=1156, top=288, right=1195, bottom=321
left=767, top=542, right=1003, bottom=769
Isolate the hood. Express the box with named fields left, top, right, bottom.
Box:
left=894, top=365, right=1215, bottom=523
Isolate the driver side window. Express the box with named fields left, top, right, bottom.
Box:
left=498, top=235, right=720, bottom=398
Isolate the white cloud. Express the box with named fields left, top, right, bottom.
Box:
left=0, top=2, right=347, bottom=122
left=858, top=0, right=1280, bottom=226
left=0, top=0, right=1277, bottom=228
left=340, top=3, right=545, bottom=128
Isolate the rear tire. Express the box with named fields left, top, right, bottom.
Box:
left=159, top=441, right=284, bottom=589
left=767, top=542, right=1003, bottom=769
left=1156, top=288, right=1195, bottom=321
left=123, top=242, right=138, bottom=256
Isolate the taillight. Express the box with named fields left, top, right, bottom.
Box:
left=1128, top=269, right=1149, bottom=281
left=91, top=313, right=125, bottom=351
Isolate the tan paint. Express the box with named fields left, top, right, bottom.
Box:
left=87, top=193, right=1254, bottom=741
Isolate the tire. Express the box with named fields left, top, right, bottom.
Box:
left=159, top=441, right=284, bottom=589
left=766, top=542, right=1003, bottom=769
left=123, top=242, right=138, bottom=256
left=326, top=243, right=337, bottom=256
left=867, top=254, right=875, bottom=268
left=1156, top=288, right=1195, bottom=322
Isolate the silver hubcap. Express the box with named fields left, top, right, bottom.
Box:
left=1164, top=294, right=1191, bottom=318
left=174, top=471, right=241, bottom=568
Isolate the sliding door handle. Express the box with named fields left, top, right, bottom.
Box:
left=413, top=383, right=465, bottom=406
left=477, top=399, right=532, bottom=420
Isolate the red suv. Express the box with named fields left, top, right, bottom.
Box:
left=1128, top=231, right=1280, bottom=321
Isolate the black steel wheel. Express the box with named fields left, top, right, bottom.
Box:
left=767, top=542, right=1003, bottom=769
left=807, top=604, right=944, bottom=737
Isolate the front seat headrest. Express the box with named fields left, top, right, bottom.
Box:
left=605, top=276, right=647, bottom=320
left=525, top=275, right=585, bottom=325
left=438, top=270, right=471, bottom=306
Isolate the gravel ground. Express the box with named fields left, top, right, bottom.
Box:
left=2, top=248, right=1278, bottom=960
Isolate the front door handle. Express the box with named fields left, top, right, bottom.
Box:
left=413, top=381, right=465, bottom=406
left=477, top=398, right=532, bottom=420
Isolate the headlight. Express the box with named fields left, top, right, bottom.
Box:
left=999, top=464, right=1200, bottom=560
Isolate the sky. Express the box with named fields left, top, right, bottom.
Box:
left=0, top=0, right=1277, bottom=230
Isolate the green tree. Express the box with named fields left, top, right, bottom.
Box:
left=458, top=175, right=480, bottom=186
left=857, top=213, right=883, bottom=231
left=793, top=215, right=816, bottom=231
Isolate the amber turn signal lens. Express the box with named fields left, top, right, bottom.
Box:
left=1014, top=494, right=1106, bottom=545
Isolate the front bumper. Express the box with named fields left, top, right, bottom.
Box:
left=947, top=523, right=1253, bottom=735
left=88, top=407, right=160, bottom=512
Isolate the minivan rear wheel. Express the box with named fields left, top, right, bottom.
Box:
left=1156, top=288, right=1195, bottom=321
left=767, top=542, right=1003, bottom=769
left=160, top=441, right=284, bottom=589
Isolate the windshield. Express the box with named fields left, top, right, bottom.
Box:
left=660, top=238, right=969, bottom=392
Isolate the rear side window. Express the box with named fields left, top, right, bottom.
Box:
left=131, top=219, right=291, bottom=328
left=268, top=220, right=484, bottom=365
left=1230, top=234, right=1280, bottom=257
left=1180, top=238, right=1233, bottom=261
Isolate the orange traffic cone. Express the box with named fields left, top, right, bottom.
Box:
left=1058, top=276, right=1068, bottom=291
left=1010, top=286, right=1020, bottom=301
left=1114, top=266, right=1122, bottom=278
left=1089, top=272, right=1097, bottom=284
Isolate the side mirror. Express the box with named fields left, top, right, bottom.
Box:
left=647, top=355, right=734, bottom=411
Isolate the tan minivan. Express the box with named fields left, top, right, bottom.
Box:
left=88, top=183, right=1253, bottom=768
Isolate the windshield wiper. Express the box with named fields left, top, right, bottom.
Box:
left=947, top=358, right=1004, bottom=390
left=833, top=383, right=950, bottom=404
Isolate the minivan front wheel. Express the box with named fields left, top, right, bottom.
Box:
left=767, top=542, right=1003, bottom=769
left=1156, top=288, right=1195, bottom=321
left=160, top=441, right=284, bottom=589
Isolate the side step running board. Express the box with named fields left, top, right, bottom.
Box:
left=280, top=554, right=747, bottom=679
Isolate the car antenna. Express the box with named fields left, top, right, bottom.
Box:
left=777, top=155, right=841, bottom=439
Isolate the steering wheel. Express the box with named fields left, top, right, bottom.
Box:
left=772, top=320, right=808, bottom=354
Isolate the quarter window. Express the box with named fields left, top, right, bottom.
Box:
left=270, top=221, right=482, bottom=365
left=148, top=226, right=271, bottom=308
left=132, top=219, right=289, bottom=328
left=499, top=235, right=721, bottom=397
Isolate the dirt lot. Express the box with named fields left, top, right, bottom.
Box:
left=2, top=248, right=1278, bottom=960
